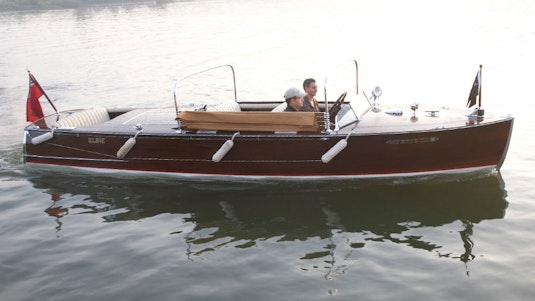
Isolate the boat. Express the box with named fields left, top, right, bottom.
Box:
left=23, top=62, right=514, bottom=179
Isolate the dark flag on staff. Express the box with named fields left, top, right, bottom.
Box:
left=466, top=66, right=482, bottom=108
left=26, top=71, right=58, bottom=122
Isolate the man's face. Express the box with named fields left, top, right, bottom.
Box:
left=291, top=96, right=304, bottom=109
left=305, top=82, right=318, bottom=96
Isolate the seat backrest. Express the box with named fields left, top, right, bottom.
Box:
left=271, top=102, right=287, bottom=112
left=54, top=107, right=110, bottom=128
left=206, top=102, right=241, bottom=112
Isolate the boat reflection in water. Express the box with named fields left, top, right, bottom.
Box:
left=31, top=173, right=507, bottom=273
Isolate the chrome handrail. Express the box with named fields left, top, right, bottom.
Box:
left=323, top=59, right=358, bottom=105
left=323, top=59, right=359, bottom=130
left=173, top=64, right=238, bottom=116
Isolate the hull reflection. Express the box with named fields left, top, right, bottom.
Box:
left=30, top=173, right=508, bottom=263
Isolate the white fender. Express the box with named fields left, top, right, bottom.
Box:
left=321, top=139, right=347, bottom=163
left=212, top=132, right=239, bottom=162
left=116, top=137, right=136, bottom=159
left=212, top=140, right=234, bottom=162
left=31, top=132, right=54, bottom=145
left=117, top=125, right=143, bottom=159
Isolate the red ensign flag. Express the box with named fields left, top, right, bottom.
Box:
left=26, top=74, right=45, bottom=122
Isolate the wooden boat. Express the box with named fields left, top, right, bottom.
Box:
left=23, top=63, right=514, bottom=179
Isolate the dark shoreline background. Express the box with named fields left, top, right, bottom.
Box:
left=0, top=0, right=175, bottom=12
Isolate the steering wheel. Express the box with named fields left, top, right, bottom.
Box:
left=329, top=91, right=347, bottom=121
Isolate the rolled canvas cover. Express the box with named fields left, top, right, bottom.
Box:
left=177, top=111, right=324, bottom=132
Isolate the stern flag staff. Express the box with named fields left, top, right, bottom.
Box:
left=26, top=70, right=58, bottom=122
left=466, top=65, right=482, bottom=108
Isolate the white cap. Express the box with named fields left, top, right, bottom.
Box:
left=283, top=87, right=306, bottom=99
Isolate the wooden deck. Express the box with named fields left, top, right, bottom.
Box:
left=43, top=102, right=509, bottom=137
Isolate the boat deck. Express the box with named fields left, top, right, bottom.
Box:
left=49, top=104, right=510, bottom=136
left=67, top=107, right=179, bottom=135
left=350, top=105, right=508, bottom=135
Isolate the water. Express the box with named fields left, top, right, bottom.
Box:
left=1, top=0, right=535, bottom=300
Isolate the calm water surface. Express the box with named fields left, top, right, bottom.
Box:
left=1, top=0, right=535, bottom=300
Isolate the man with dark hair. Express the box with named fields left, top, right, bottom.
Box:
left=300, top=78, right=320, bottom=112
left=283, top=87, right=305, bottom=111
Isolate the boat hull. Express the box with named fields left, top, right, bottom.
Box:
left=23, top=118, right=514, bottom=178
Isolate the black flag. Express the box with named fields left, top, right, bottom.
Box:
left=466, top=68, right=481, bottom=108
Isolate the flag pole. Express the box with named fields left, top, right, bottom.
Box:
left=27, top=70, right=59, bottom=115
left=478, top=64, right=482, bottom=108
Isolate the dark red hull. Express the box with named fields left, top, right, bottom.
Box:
left=24, top=118, right=513, bottom=178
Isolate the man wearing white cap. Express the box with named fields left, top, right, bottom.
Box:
left=283, top=87, right=306, bottom=112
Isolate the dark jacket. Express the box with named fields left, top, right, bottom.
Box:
left=299, top=96, right=320, bottom=112
left=284, top=105, right=298, bottom=112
